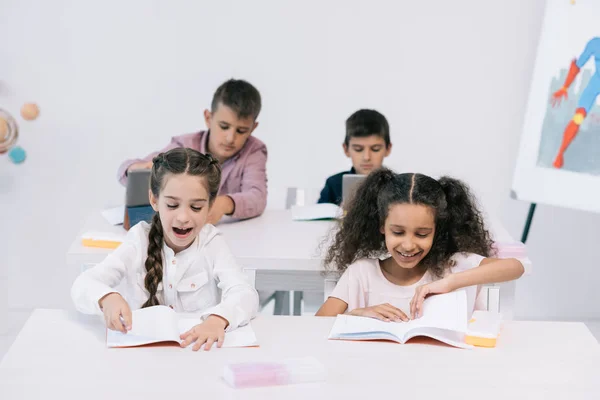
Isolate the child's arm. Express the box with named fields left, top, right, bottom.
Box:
left=316, top=297, right=348, bottom=316
left=447, top=257, right=524, bottom=291
left=410, top=257, right=524, bottom=318
left=227, top=144, right=267, bottom=220
left=202, top=235, right=259, bottom=330
left=71, top=230, right=141, bottom=314
left=117, top=136, right=184, bottom=186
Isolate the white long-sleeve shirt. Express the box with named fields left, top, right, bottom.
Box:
left=71, top=222, right=258, bottom=330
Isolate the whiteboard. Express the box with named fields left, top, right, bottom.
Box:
left=512, top=0, right=600, bottom=213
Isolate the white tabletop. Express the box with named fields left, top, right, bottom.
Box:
left=67, top=210, right=335, bottom=271
left=217, top=210, right=335, bottom=270
left=0, top=310, right=597, bottom=399
left=67, top=209, right=528, bottom=273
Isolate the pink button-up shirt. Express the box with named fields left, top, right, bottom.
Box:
left=117, top=131, right=267, bottom=220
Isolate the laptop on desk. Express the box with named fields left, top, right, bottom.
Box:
left=341, top=174, right=367, bottom=207
left=124, top=169, right=155, bottom=230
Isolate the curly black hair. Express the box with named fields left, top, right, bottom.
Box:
left=324, top=168, right=493, bottom=278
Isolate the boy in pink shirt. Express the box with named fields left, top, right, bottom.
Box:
left=118, top=79, right=267, bottom=224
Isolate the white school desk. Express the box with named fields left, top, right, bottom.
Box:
left=1, top=309, right=598, bottom=400
left=66, top=210, right=532, bottom=317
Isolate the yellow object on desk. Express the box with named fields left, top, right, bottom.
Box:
left=81, top=231, right=124, bottom=249
left=465, top=311, right=503, bottom=348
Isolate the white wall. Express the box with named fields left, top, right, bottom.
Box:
left=1, top=0, right=598, bottom=320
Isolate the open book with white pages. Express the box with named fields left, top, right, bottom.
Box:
left=328, top=290, right=474, bottom=349
left=106, top=305, right=258, bottom=348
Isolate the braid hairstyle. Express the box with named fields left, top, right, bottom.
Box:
left=142, top=148, right=221, bottom=308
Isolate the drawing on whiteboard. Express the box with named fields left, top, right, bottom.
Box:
left=537, top=37, right=600, bottom=175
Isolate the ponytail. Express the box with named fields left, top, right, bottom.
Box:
left=438, top=176, right=492, bottom=257
left=325, top=168, right=397, bottom=271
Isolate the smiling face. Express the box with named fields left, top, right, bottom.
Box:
left=150, top=172, right=211, bottom=254
left=381, top=203, right=436, bottom=270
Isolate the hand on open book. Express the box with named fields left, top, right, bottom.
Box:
left=348, top=304, right=409, bottom=322
left=99, top=293, right=132, bottom=333
left=410, top=278, right=453, bottom=319
left=180, top=315, right=229, bottom=351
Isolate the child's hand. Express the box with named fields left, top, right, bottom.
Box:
left=349, top=304, right=409, bottom=322
left=207, top=196, right=234, bottom=224
left=207, top=206, right=226, bottom=225
left=128, top=161, right=152, bottom=172
left=179, top=315, right=228, bottom=351
left=410, top=278, right=453, bottom=319
left=99, top=293, right=132, bottom=333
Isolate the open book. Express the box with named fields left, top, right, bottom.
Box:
left=328, top=291, right=472, bottom=348
left=106, top=305, right=258, bottom=348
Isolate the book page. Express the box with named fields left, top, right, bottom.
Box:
left=328, top=291, right=469, bottom=346
left=403, top=327, right=471, bottom=349
left=101, top=205, right=125, bottom=225
left=328, top=314, right=405, bottom=343
left=178, top=318, right=259, bottom=348
left=107, top=306, right=180, bottom=347
left=405, top=290, right=468, bottom=333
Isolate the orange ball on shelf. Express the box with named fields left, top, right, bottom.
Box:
left=20, top=103, right=40, bottom=121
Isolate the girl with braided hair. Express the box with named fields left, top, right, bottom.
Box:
left=316, top=168, right=524, bottom=321
left=72, top=148, right=258, bottom=351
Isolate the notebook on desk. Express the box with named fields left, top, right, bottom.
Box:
left=328, top=291, right=503, bottom=349
left=124, top=169, right=154, bottom=230
left=107, top=305, right=259, bottom=348
left=329, top=291, right=471, bottom=348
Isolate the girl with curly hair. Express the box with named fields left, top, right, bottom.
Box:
left=316, top=168, right=524, bottom=321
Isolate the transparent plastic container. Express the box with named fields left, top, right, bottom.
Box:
left=222, top=357, right=326, bottom=389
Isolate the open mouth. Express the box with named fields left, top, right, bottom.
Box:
left=173, top=227, right=193, bottom=238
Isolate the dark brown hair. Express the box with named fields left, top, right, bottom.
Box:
left=345, top=109, right=390, bottom=147
left=325, top=168, right=492, bottom=278
left=211, top=79, right=262, bottom=121
left=142, top=147, right=221, bottom=308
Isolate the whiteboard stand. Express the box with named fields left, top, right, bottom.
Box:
left=521, top=203, right=537, bottom=243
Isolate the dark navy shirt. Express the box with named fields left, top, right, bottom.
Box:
left=317, top=167, right=356, bottom=205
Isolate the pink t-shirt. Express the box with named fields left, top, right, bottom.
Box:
left=329, top=252, right=486, bottom=316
